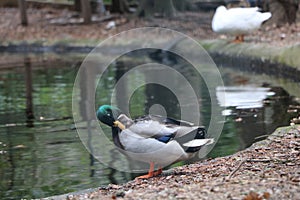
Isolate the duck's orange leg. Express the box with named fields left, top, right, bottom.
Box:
left=153, top=167, right=163, bottom=176
left=135, top=162, right=155, bottom=179
left=232, top=35, right=244, bottom=43
left=136, top=162, right=163, bottom=179
left=239, top=34, right=245, bottom=42
left=232, top=35, right=240, bottom=43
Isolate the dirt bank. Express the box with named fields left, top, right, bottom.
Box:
left=1, top=7, right=299, bottom=47
left=48, top=125, right=300, bottom=200
left=1, top=7, right=300, bottom=69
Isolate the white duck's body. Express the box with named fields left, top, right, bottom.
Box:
left=212, top=6, right=272, bottom=41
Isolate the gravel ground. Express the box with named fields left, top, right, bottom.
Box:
left=0, top=7, right=299, bottom=46
left=56, top=126, right=300, bottom=200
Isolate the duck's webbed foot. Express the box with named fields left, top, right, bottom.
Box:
left=232, top=35, right=244, bottom=43
left=135, top=163, right=162, bottom=179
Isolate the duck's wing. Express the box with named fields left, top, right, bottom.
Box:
left=118, top=114, right=193, bottom=128
left=119, top=129, right=189, bottom=165
left=148, top=115, right=206, bottom=139
left=149, top=114, right=195, bottom=127
left=227, top=7, right=269, bottom=26
left=229, top=7, right=259, bottom=13
left=130, top=114, right=197, bottom=138
left=128, top=117, right=177, bottom=140
left=116, top=114, right=175, bottom=142
left=117, top=114, right=134, bottom=128
left=130, top=115, right=206, bottom=142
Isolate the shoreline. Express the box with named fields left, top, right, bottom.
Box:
left=47, top=125, right=300, bottom=200
left=1, top=39, right=300, bottom=70
left=201, top=39, right=300, bottom=70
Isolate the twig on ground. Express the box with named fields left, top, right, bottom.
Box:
left=226, top=158, right=247, bottom=180
left=246, top=159, right=272, bottom=163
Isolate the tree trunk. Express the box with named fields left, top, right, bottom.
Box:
left=154, top=0, right=176, bottom=17
left=172, top=0, right=187, bottom=11
left=226, top=0, right=249, bottom=8
left=18, top=0, right=28, bottom=26
left=111, top=0, right=130, bottom=14
left=137, top=0, right=154, bottom=18
left=80, top=0, right=92, bottom=24
left=266, top=0, right=299, bottom=26
left=297, top=1, right=300, bottom=23
left=138, top=0, right=176, bottom=18
left=74, top=0, right=81, bottom=12
left=0, top=0, right=18, bottom=7
left=278, top=0, right=298, bottom=24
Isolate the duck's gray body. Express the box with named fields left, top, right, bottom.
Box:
left=115, top=114, right=214, bottom=166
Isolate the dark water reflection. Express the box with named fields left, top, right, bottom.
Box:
left=0, top=53, right=299, bottom=199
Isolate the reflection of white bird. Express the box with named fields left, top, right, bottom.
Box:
left=212, top=6, right=272, bottom=42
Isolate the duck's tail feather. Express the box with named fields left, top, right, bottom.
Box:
left=175, top=127, right=210, bottom=153
left=184, top=138, right=214, bottom=153
left=194, top=127, right=206, bottom=139
left=261, top=12, right=272, bottom=22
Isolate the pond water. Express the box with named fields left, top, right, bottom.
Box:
left=0, top=52, right=299, bottom=199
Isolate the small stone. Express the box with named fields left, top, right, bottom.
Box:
left=263, top=192, right=271, bottom=199
left=115, top=190, right=125, bottom=198
left=66, top=194, right=74, bottom=200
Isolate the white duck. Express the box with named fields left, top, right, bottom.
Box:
left=97, top=105, right=214, bottom=179
left=212, top=5, right=272, bottom=42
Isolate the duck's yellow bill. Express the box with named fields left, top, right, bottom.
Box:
left=113, top=120, right=125, bottom=130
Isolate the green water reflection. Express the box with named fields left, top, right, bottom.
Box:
left=0, top=53, right=299, bottom=199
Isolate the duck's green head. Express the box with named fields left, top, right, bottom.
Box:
left=96, top=105, right=122, bottom=127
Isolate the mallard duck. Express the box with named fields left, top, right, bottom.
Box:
left=96, top=105, right=214, bottom=179
left=212, top=5, right=272, bottom=42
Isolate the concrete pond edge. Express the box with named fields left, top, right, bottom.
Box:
left=1, top=39, right=300, bottom=81
left=200, top=39, right=300, bottom=82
